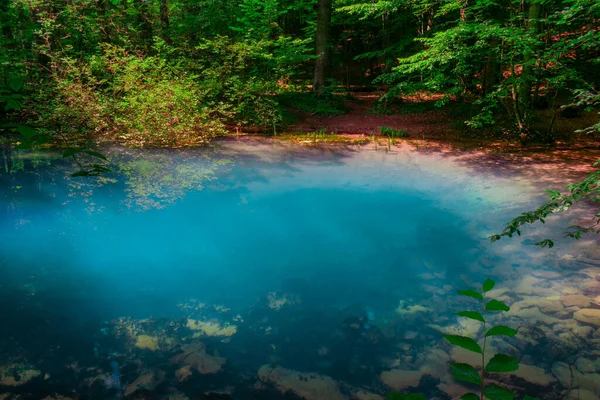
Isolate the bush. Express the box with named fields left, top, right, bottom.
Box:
left=379, top=126, right=409, bottom=138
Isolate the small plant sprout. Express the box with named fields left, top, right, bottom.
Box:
left=445, top=278, right=539, bottom=400
left=387, top=279, right=540, bottom=400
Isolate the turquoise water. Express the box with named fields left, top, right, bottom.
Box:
left=0, top=142, right=594, bottom=399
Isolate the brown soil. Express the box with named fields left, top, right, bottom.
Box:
left=286, top=92, right=600, bottom=147
left=288, top=93, right=457, bottom=139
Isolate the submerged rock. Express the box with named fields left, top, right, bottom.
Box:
left=552, top=362, right=600, bottom=393
left=576, top=358, right=596, bottom=374
left=135, top=335, right=160, bottom=351
left=511, top=364, right=556, bottom=386
left=258, top=365, right=345, bottom=400
left=0, top=363, right=41, bottom=387
left=561, top=294, right=592, bottom=308
left=566, top=388, right=598, bottom=400
left=175, top=365, right=192, bottom=383
left=379, top=369, right=422, bottom=391
left=351, top=389, right=383, bottom=400
left=124, top=368, right=165, bottom=397
left=573, top=308, right=600, bottom=326
left=171, top=342, right=226, bottom=374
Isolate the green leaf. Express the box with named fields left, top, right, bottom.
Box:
left=485, top=326, right=517, bottom=338
left=444, top=335, right=482, bottom=354
left=386, top=394, right=426, bottom=400
left=485, top=354, right=519, bottom=373
left=483, top=278, right=495, bottom=292
left=456, top=311, right=485, bottom=323
left=460, top=394, right=480, bottom=400
left=17, top=125, right=36, bottom=140
left=457, top=289, right=483, bottom=301
left=62, top=148, right=84, bottom=158
left=485, top=300, right=510, bottom=312
left=449, top=362, right=482, bottom=385
left=535, top=239, right=554, bottom=248
left=522, top=396, right=540, bottom=400
left=483, top=385, right=516, bottom=400
left=8, top=77, right=24, bottom=92
left=83, top=149, right=108, bottom=161
left=5, top=99, right=21, bottom=111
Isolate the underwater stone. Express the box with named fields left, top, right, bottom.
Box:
left=574, top=308, right=600, bottom=327
left=175, top=365, right=193, bottom=383
left=511, top=364, right=556, bottom=386
left=530, top=269, right=562, bottom=279
left=553, top=362, right=600, bottom=393
left=566, top=388, right=598, bottom=400
left=514, top=307, right=562, bottom=326
left=351, top=389, right=384, bottom=400
left=536, top=296, right=563, bottom=314
left=561, top=294, right=591, bottom=308
left=171, top=343, right=226, bottom=375
left=576, top=358, right=596, bottom=374
left=379, top=369, right=422, bottom=391
left=124, top=369, right=165, bottom=397
left=0, top=364, right=41, bottom=387
left=258, top=365, right=344, bottom=400
left=135, top=335, right=160, bottom=351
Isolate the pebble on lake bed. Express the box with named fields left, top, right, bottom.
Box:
left=573, top=308, right=600, bottom=326
left=258, top=365, right=344, bottom=400
left=379, top=369, right=422, bottom=391
left=171, top=343, right=226, bottom=374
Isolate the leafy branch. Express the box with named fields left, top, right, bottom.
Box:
left=491, top=162, right=600, bottom=248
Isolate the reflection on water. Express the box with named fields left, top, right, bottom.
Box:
left=0, top=141, right=599, bottom=400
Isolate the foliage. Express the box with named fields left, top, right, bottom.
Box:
left=388, top=279, right=540, bottom=400
left=278, top=91, right=347, bottom=116
left=379, top=126, right=409, bottom=138
left=492, top=160, right=600, bottom=248
left=443, top=278, right=526, bottom=400
left=370, top=0, right=600, bottom=141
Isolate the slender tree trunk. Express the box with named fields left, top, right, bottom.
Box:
left=159, top=0, right=171, bottom=44
left=133, top=0, right=153, bottom=50
left=313, top=0, right=332, bottom=96
left=483, top=39, right=499, bottom=95
left=518, top=0, right=543, bottom=122
left=96, top=0, right=111, bottom=43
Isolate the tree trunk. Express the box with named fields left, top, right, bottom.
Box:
left=483, top=40, right=499, bottom=95
left=159, top=0, right=171, bottom=44
left=313, top=0, right=332, bottom=96
left=133, top=0, right=153, bottom=50
left=517, top=0, right=543, bottom=122
left=96, top=0, right=111, bottom=43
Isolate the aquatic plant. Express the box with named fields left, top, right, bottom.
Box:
left=444, top=278, right=538, bottom=400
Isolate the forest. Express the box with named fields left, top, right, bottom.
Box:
left=1, top=0, right=599, bottom=149
left=2, top=2, right=600, bottom=400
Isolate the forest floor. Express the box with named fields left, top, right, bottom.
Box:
left=282, top=92, right=600, bottom=148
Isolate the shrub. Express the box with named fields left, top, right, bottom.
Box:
left=379, top=126, right=409, bottom=138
